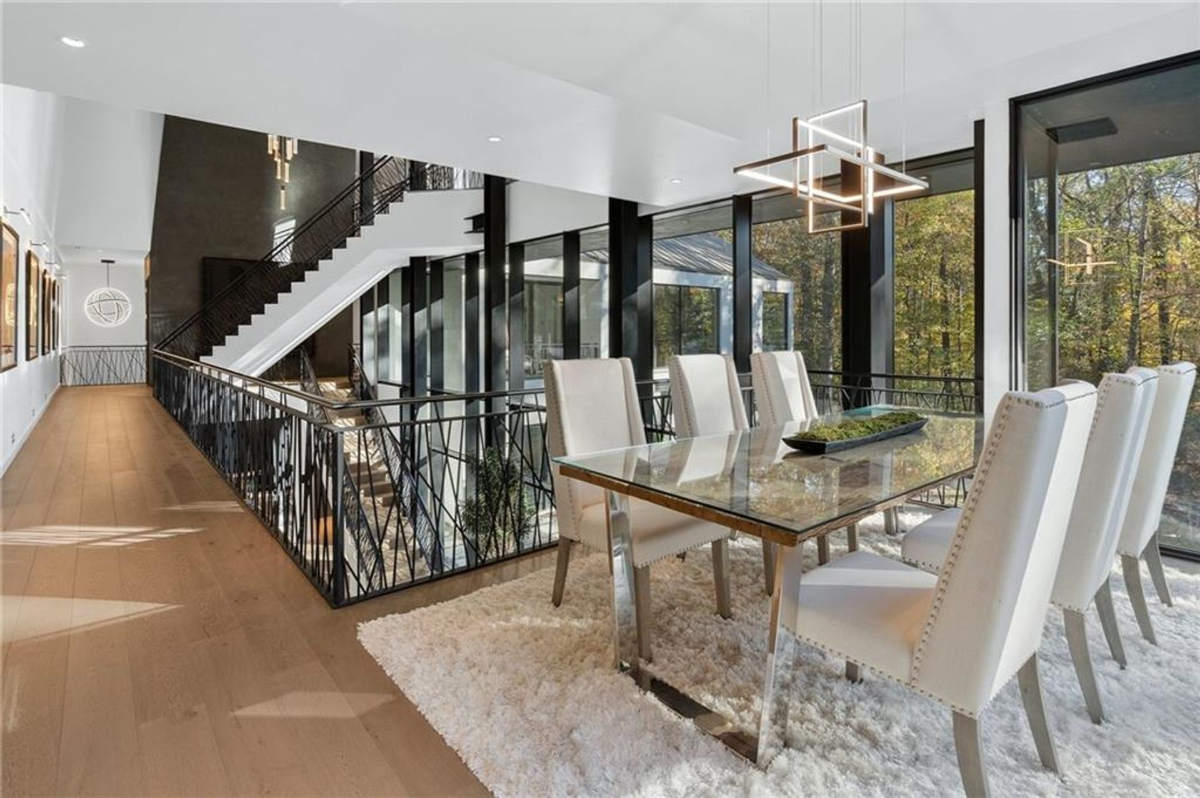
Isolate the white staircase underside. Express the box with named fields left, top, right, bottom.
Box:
left=204, top=189, right=482, bottom=377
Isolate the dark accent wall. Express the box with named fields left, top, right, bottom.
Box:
left=148, top=116, right=356, bottom=374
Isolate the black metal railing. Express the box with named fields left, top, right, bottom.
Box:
left=61, top=345, right=147, bottom=386
left=153, top=348, right=978, bottom=606
left=156, top=157, right=482, bottom=362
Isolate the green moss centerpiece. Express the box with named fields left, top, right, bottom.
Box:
left=783, top=411, right=928, bottom=454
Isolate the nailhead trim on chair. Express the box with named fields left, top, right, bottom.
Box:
left=544, top=365, right=585, bottom=545
left=1161, top=362, right=1197, bottom=376
left=634, top=534, right=731, bottom=567
left=1053, top=371, right=1157, bottom=614
left=752, top=357, right=781, bottom=428
left=789, top=627, right=980, bottom=718
left=910, top=388, right=1093, bottom=690
left=909, top=398, right=1013, bottom=683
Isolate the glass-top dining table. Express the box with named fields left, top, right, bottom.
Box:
left=555, top=406, right=985, bottom=767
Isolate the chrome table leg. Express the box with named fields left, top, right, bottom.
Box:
left=605, top=490, right=642, bottom=676
left=755, top=541, right=802, bottom=767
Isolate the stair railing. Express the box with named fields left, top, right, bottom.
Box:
left=157, top=155, right=410, bottom=360
left=348, top=346, right=446, bottom=576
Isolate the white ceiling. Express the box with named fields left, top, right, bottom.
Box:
left=3, top=2, right=1199, bottom=207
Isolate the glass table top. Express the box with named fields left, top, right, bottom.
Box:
left=555, top=406, right=985, bottom=545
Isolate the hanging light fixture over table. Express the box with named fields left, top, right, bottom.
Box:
left=733, top=0, right=928, bottom=232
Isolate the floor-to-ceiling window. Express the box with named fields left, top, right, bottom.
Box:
left=522, top=237, right=564, bottom=383
left=893, top=152, right=975, bottom=379
left=652, top=284, right=720, bottom=368
left=580, top=226, right=608, bottom=359
left=751, top=194, right=842, bottom=371
left=760, top=290, right=789, bottom=352
left=1015, top=56, right=1200, bottom=555
left=652, top=203, right=734, bottom=372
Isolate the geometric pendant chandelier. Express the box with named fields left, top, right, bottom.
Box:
left=734, top=99, right=928, bottom=233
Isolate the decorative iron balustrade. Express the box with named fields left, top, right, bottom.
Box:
left=154, top=348, right=978, bottom=606
left=61, top=345, right=147, bottom=386
left=156, top=156, right=483, bottom=361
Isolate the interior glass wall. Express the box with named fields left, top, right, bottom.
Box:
left=751, top=194, right=841, bottom=371
left=1015, top=57, right=1200, bottom=554
left=893, top=153, right=976, bottom=379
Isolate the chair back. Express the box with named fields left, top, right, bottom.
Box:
left=750, top=350, right=819, bottom=427
left=1117, top=362, right=1197, bottom=557
left=911, top=383, right=1096, bottom=715
left=544, top=358, right=646, bottom=546
left=1052, top=370, right=1157, bottom=610
left=669, top=354, right=747, bottom=438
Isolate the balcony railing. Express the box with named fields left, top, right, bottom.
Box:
left=151, top=348, right=978, bottom=606
left=61, top=345, right=147, bottom=386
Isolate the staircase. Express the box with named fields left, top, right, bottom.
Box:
left=157, top=157, right=482, bottom=377
left=289, top=346, right=437, bottom=595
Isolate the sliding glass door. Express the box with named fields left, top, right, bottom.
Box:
left=1015, top=56, right=1200, bottom=555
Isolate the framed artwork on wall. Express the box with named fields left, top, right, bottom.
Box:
left=26, top=250, right=39, bottom=361
left=1, top=221, right=17, bottom=372
left=51, top=278, right=60, bottom=351
left=41, top=271, right=51, bottom=355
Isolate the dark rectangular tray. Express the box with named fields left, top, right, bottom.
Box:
left=782, top=417, right=928, bottom=454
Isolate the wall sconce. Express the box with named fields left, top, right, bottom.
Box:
left=3, top=206, right=33, bottom=225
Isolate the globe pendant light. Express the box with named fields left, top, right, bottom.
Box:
left=84, top=259, right=132, bottom=328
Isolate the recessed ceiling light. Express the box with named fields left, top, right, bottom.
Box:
left=487, top=136, right=502, bottom=143
left=60, top=36, right=86, bottom=48
left=668, top=178, right=684, bottom=185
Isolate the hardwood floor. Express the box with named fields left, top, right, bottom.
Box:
left=2, top=385, right=557, bottom=796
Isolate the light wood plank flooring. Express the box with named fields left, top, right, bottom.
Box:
left=2, top=385, right=557, bottom=797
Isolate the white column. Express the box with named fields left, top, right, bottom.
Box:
left=982, top=100, right=1012, bottom=420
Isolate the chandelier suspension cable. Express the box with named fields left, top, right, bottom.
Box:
left=902, top=0, right=909, bottom=172
left=765, top=0, right=771, bottom=157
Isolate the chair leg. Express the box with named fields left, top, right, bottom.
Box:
left=1093, top=578, right=1127, bottom=668
left=816, top=534, right=830, bottom=565
left=634, top=565, right=653, bottom=663
left=1144, top=534, right=1173, bottom=607
left=884, top=506, right=900, bottom=535
left=952, top=711, right=991, bottom=798
left=845, top=662, right=862, bottom=683
left=1121, top=554, right=1157, bottom=645
left=551, top=537, right=572, bottom=607
left=1063, top=609, right=1104, bottom=725
left=1017, top=654, right=1062, bottom=773
left=761, top=541, right=777, bottom=595
left=712, top=539, right=732, bottom=620
left=847, top=523, right=859, bottom=552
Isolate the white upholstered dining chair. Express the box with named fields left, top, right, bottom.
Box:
left=669, top=353, right=776, bottom=592
left=750, top=350, right=819, bottom=427
left=752, top=348, right=902, bottom=542
left=544, top=358, right=733, bottom=661
left=777, top=383, right=1096, bottom=796
left=1116, top=361, right=1197, bottom=645
left=903, top=370, right=1157, bottom=723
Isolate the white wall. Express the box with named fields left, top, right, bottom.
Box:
left=1, top=84, right=162, bottom=474
left=508, top=181, right=607, bottom=243
left=2, top=85, right=67, bottom=473
left=62, top=262, right=146, bottom=347
left=55, top=96, right=163, bottom=253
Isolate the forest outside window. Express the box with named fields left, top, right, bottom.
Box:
left=654, top=284, right=719, bottom=368
left=1015, top=57, right=1200, bottom=555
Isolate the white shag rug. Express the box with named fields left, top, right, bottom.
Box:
left=359, top=511, right=1200, bottom=797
